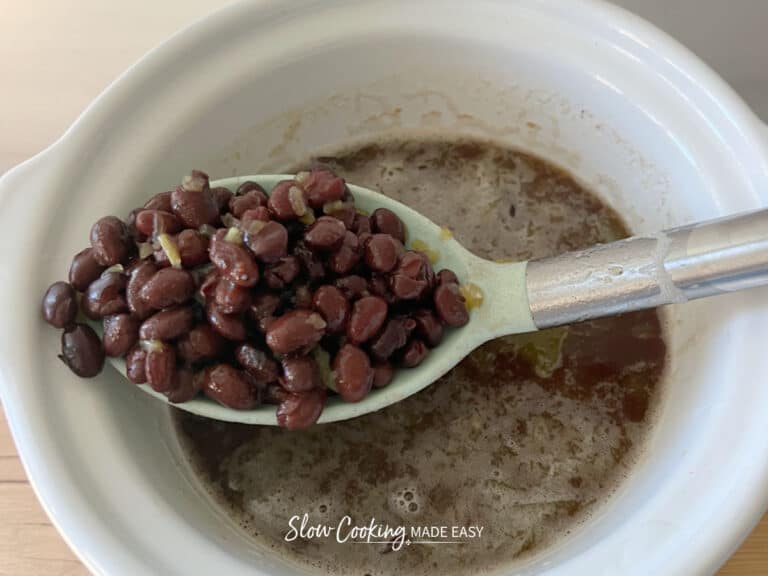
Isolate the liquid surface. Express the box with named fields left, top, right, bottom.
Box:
left=175, top=138, right=667, bottom=575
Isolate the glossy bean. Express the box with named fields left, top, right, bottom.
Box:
left=69, top=247, right=107, bottom=291
left=264, top=383, right=289, bottom=405
left=82, top=272, right=127, bottom=319
left=209, top=230, right=260, bottom=287
left=436, top=269, right=459, bottom=285
left=210, top=186, right=232, bottom=213
left=276, top=388, right=326, bottom=430
left=199, top=269, right=219, bottom=301
left=293, top=241, right=325, bottom=279
left=312, top=285, right=349, bottom=333
left=434, top=283, right=469, bottom=327
left=298, top=168, right=346, bottom=208
left=165, top=367, right=201, bottom=404
left=268, top=180, right=307, bottom=220
left=144, top=191, right=173, bottom=212
left=413, top=309, right=444, bottom=347
left=138, top=268, right=195, bottom=310
left=134, top=209, right=183, bottom=237
left=369, top=317, right=410, bottom=361
left=351, top=212, right=372, bottom=236
left=371, top=208, right=406, bottom=243
left=390, top=251, right=434, bottom=300
left=265, top=309, right=326, bottom=355
left=170, top=170, right=219, bottom=228
left=347, top=296, right=387, bottom=344
left=328, top=231, right=360, bottom=275
left=41, top=281, right=78, bottom=328
left=401, top=338, right=429, bottom=367
left=177, top=324, right=226, bottom=363
left=214, top=279, right=251, bottom=314
left=240, top=207, right=270, bottom=227
left=159, top=229, right=209, bottom=268
left=230, top=188, right=268, bottom=218
left=335, top=275, right=368, bottom=300
left=202, top=364, right=260, bottom=409
left=125, top=345, right=147, bottom=383
left=235, top=344, right=279, bottom=383
left=304, top=216, right=346, bottom=251
left=244, top=220, right=288, bottom=263
left=372, top=361, right=394, bottom=388
left=102, top=313, right=140, bottom=357
left=363, top=234, right=402, bottom=273
left=249, top=292, right=281, bottom=323
left=206, top=303, right=247, bottom=341
left=126, top=261, right=157, bottom=319
left=280, top=356, right=321, bottom=393
left=59, top=324, right=104, bottom=377
left=367, top=275, right=395, bottom=304
left=139, top=306, right=195, bottom=341
left=264, top=256, right=300, bottom=289
left=90, top=216, right=131, bottom=266
left=333, top=344, right=373, bottom=402
left=145, top=343, right=177, bottom=392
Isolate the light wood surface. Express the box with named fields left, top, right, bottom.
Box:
left=0, top=1, right=766, bottom=574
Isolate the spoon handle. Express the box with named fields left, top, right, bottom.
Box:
left=525, top=208, right=768, bottom=328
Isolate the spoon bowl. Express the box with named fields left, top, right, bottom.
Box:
left=103, top=175, right=536, bottom=424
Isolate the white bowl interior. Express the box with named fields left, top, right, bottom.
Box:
left=3, top=1, right=768, bottom=575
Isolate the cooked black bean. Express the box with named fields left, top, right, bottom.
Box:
left=90, top=216, right=131, bottom=266
left=139, top=268, right=195, bottom=310
left=135, top=209, right=183, bottom=237
left=436, top=269, right=459, bottom=285
left=280, top=356, right=321, bottom=393
left=347, top=296, right=387, bottom=344
left=276, top=388, right=326, bottom=429
left=335, top=275, right=368, bottom=299
left=364, top=233, right=402, bottom=273
left=145, top=343, right=176, bottom=392
left=235, top=344, right=279, bottom=383
left=214, top=279, right=251, bottom=314
left=298, top=168, right=346, bottom=208
left=144, top=191, right=173, bottom=212
left=154, top=229, right=209, bottom=268
left=401, top=338, right=429, bottom=368
left=211, top=186, right=233, bottom=214
left=249, top=292, right=281, bottom=323
left=268, top=180, right=307, bottom=220
left=328, top=231, right=360, bottom=274
left=125, top=345, right=147, bottom=383
left=294, top=240, right=325, bottom=279
left=103, top=313, right=140, bottom=357
left=202, top=364, right=260, bottom=409
left=369, top=317, right=410, bottom=361
left=42, top=281, right=78, bottom=328
left=265, top=309, right=326, bottom=355
left=82, top=272, right=127, bottom=319
left=333, top=344, right=373, bottom=402
left=69, top=247, right=107, bottom=291
left=139, top=307, right=195, bottom=341
left=434, top=282, right=469, bottom=327
left=292, top=285, right=314, bottom=310
left=126, top=261, right=157, bottom=319
left=206, top=303, right=247, bottom=341
left=209, top=229, right=260, bottom=287
left=371, top=208, right=406, bottom=243
left=60, top=324, right=104, bottom=377
left=372, top=361, right=394, bottom=388
left=177, top=324, right=226, bottom=363
left=304, top=216, right=346, bottom=251
left=170, top=170, right=219, bottom=228
left=312, top=285, right=349, bottom=333
left=352, top=212, right=372, bottom=235
left=390, top=251, right=434, bottom=300
left=264, top=256, right=300, bottom=289
left=325, top=199, right=356, bottom=229
left=165, top=367, right=201, bottom=404
left=230, top=188, right=268, bottom=218
left=413, top=309, right=444, bottom=347
left=244, top=220, right=288, bottom=263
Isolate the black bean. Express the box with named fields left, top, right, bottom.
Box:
left=139, top=307, right=195, bottom=341
left=59, top=324, right=104, bottom=377
left=42, top=281, right=78, bottom=328
left=82, top=272, right=127, bottom=319
left=280, top=356, right=320, bottom=393
left=265, top=309, right=326, bottom=355
left=333, top=344, right=373, bottom=402
left=276, top=388, right=326, bottom=429
left=103, top=313, right=140, bottom=357
left=202, top=364, right=260, bottom=409
left=90, top=216, right=130, bottom=266
left=69, top=247, right=107, bottom=291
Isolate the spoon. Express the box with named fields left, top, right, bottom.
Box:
left=105, top=175, right=768, bottom=424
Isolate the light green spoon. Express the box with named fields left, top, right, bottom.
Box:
left=108, top=175, right=768, bottom=424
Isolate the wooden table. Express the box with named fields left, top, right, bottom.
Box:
left=1, top=1, right=766, bottom=574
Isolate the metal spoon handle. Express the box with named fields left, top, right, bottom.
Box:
left=525, top=208, right=768, bottom=328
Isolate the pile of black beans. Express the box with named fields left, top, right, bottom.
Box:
left=41, top=168, right=470, bottom=429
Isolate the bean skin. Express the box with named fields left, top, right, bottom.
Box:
left=402, top=337, right=429, bottom=368
left=369, top=317, right=410, bottom=361
left=276, top=388, right=326, bottom=430
left=139, top=306, right=195, bottom=341
left=145, top=344, right=176, bottom=392
left=280, top=356, right=321, bottom=393
left=125, top=345, right=147, bottom=383
left=59, top=324, right=104, bottom=377
left=134, top=209, right=183, bottom=237
left=199, top=269, right=220, bottom=301
left=244, top=220, right=288, bottom=263
left=298, top=168, right=346, bottom=208
left=103, top=313, right=140, bottom=357
left=235, top=344, right=279, bottom=383
left=90, top=216, right=131, bottom=266
left=333, top=344, right=373, bottom=402
left=230, top=188, right=268, bottom=218
left=434, top=283, right=469, bottom=327
left=264, top=256, right=300, bottom=289
left=126, top=261, right=157, bottom=319
left=335, top=275, right=368, bottom=300
left=170, top=171, right=219, bottom=228
left=390, top=251, right=434, bottom=300
left=156, top=229, right=209, bottom=268
left=249, top=292, right=281, bottom=323
left=268, top=180, right=307, bottom=220
left=211, top=186, right=233, bottom=214
left=265, top=309, right=326, bottom=355
left=328, top=231, right=360, bottom=275
left=214, top=279, right=251, bottom=314
left=69, top=247, right=107, bottom=291
left=364, top=234, right=402, bottom=273
left=42, top=281, right=78, bottom=328
left=209, top=230, right=260, bottom=287
left=202, top=364, right=260, bottom=409
left=206, top=303, right=247, bottom=341
left=371, top=208, right=406, bottom=243
left=165, top=367, right=201, bottom=404
left=347, top=296, right=387, bottom=344
left=372, top=361, right=394, bottom=388
left=177, top=324, right=225, bottom=363
left=304, top=216, right=346, bottom=251
left=436, top=269, right=459, bottom=285
left=144, top=191, right=173, bottom=212
left=138, top=268, right=195, bottom=310
left=312, top=285, right=349, bottom=333
left=82, top=272, right=127, bottom=319
left=241, top=207, right=270, bottom=227
left=413, top=309, right=443, bottom=347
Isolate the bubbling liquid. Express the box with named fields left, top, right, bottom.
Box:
left=174, top=137, right=667, bottom=575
